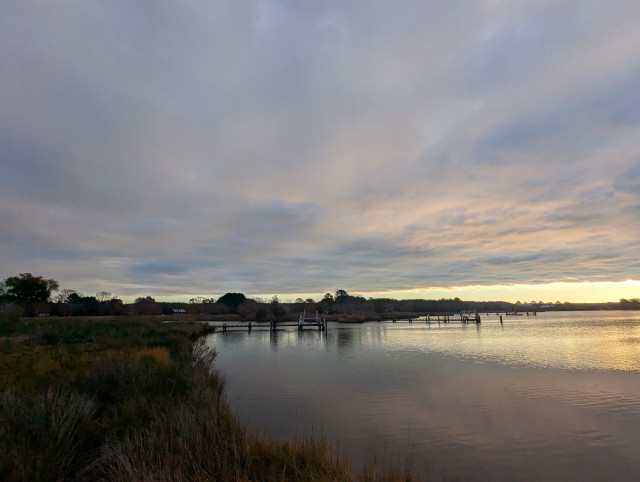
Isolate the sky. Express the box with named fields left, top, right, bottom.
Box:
left=1, top=1, right=639, bottom=303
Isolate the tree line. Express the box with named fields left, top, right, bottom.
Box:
left=1, top=273, right=639, bottom=319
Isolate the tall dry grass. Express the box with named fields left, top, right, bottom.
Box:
left=0, top=389, right=97, bottom=481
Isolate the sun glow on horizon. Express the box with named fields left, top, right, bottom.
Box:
left=146, top=280, right=640, bottom=304
left=360, top=280, right=640, bottom=304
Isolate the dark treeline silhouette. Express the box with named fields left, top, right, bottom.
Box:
left=2, top=274, right=639, bottom=319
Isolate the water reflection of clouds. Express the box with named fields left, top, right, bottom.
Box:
left=324, top=357, right=640, bottom=479
left=211, top=314, right=640, bottom=479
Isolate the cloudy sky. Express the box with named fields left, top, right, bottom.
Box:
left=2, top=1, right=639, bottom=302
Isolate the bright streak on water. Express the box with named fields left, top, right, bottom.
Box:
left=206, top=311, right=640, bottom=481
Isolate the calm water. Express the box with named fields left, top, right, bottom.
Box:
left=206, top=311, right=640, bottom=481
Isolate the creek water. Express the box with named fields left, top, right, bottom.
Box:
left=206, top=311, right=640, bottom=480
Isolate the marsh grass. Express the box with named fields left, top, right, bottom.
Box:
left=245, top=432, right=351, bottom=481
left=0, top=388, right=98, bottom=481
left=359, top=456, right=415, bottom=482
left=97, top=342, right=248, bottom=481
left=136, top=346, right=172, bottom=366
left=0, top=317, right=416, bottom=481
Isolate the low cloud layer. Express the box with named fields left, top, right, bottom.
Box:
left=2, top=1, right=639, bottom=299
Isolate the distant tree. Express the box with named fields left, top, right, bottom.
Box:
left=333, top=290, right=367, bottom=314
left=106, top=298, right=124, bottom=316
left=96, top=291, right=113, bottom=302
left=619, top=298, right=640, bottom=309
left=371, top=297, right=395, bottom=313
left=305, top=298, right=315, bottom=304
left=67, top=292, right=83, bottom=303
left=2, top=273, right=59, bottom=305
left=64, top=293, right=101, bottom=315
left=217, top=293, right=247, bottom=312
left=270, top=296, right=286, bottom=321
left=133, top=296, right=159, bottom=315
left=319, top=292, right=335, bottom=314
left=54, top=288, right=77, bottom=303
left=335, top=289, right=349, bottom=300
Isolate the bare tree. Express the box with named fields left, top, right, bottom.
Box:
left=96, top=291, right=113, bottom=302
left=55, top=288, right=77, bottom=303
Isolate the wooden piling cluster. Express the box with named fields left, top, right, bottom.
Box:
left=380, top=311, right=481, bottom=324
left=218, top=318, right=327, bottom=333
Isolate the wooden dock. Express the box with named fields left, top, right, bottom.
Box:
left=380, top=311, right=482, bottom=324
left=217, top=311, right=327, bottom=332
left=216, top=321, right=326, bottom=332
left=215, top=310, right=491, bottom=333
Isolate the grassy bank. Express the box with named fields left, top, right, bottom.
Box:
left=0, top=315, right=414, bottom=481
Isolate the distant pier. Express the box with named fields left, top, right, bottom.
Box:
left=214, top=309, right=545, bottom=333
left=217, top=310, right=326, bottom=332
left=381, top=310, right=482, bottom=324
